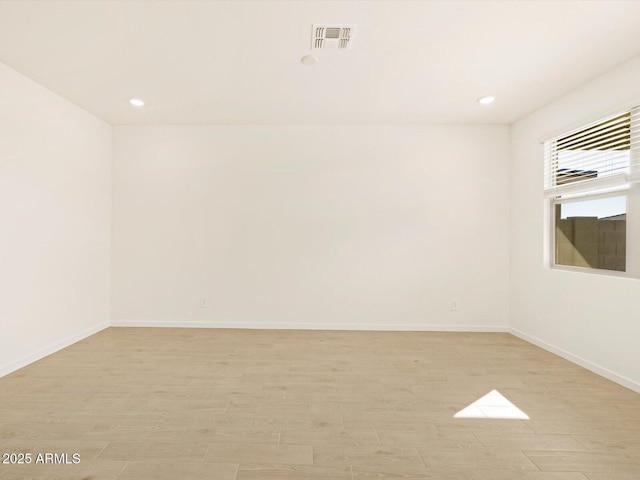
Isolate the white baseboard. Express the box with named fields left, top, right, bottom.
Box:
left=0, top=321, right=109, bottom=378
left=111, top=319, right=509, bottom=332
left=510, top=327, right=640, bottom=394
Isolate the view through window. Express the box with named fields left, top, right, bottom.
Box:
left=555, top=196, right=626, bottom=271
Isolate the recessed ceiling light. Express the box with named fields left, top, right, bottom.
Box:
left=301, top=55, right=318, bottom=66
left=478, top=96, right=495, bottom=105
left=129, top=98, right=145, bottom=107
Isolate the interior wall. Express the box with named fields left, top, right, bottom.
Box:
left=510, top=54, right=640, bottom=392
left=112, top=125, right=510, bottom=330
left=0, top=62, right=111, bottom=376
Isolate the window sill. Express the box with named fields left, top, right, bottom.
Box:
left=550, top=264, right=633, bottom=279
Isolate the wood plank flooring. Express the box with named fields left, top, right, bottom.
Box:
left=0, top=328, right=639, bottom=479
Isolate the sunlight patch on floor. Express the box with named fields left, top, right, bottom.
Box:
left=454, top=389, right=529, bottom=419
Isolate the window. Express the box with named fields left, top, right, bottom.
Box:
left=555, top=196, right=626, bottom=271
left=544, top=108, right=640, bottom=273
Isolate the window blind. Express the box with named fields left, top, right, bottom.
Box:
left=544, top=107, right=640, bottom=197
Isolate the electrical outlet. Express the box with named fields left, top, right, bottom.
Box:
left=451, top=299, right=459, bottom=311
left=200, top=296, right=208, bottom=308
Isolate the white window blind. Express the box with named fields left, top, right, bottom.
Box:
left=544, top=107, right=640, bottom=198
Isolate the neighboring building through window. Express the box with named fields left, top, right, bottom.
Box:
left=555, top=197, right=626, bottom=271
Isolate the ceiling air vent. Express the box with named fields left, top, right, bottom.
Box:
left=312, top=24, right=354, bottom=50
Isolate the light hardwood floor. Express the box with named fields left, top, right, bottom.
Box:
left=0, top=328, right=639, bottom=479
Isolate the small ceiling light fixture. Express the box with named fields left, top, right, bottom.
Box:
left=129, top=98, right=145, bottom=107
left=301, top=55, right=319, bottom=66
left=478, top=95, right=495, bottom=105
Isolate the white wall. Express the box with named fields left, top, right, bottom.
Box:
left=0, top=62, right=111, bottom=376
left=510, top=54, right=640, bottom=392
left=112, top=125, right=509, bottom=330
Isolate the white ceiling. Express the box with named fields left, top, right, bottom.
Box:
left=1, top=0, right=640, bottom=125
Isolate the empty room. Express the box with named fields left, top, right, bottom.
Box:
left=1, top=1, right=640, bottom=479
